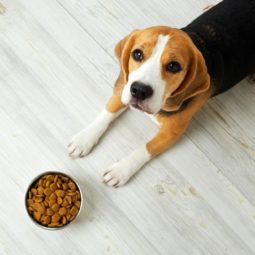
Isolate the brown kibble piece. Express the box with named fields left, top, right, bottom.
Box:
left=54, top=175, right=58, bottom=183
left=44, top=188, right=52, bottom=196
left=75, top=201, right=81, bottom=209
left=32, top=202, right=41, bottom=212
left=66, top=214, right=71, bottom=221
left=55, top=190, right=65, bottom=198
left=62, top=216, right=67, bottom=225
left=66, top=196, right=72, bottom=204
left=68, top=182, right=76, bottom=191
left=57, top=197, right=63, bottom=205
left=46, top=175, right=54, bottom=182
left=31, top=188, right=37, bottom=195
left=62, top=183, right=68, bottom=191
left=37, top=186, right=44, bottom=195
left=46, top=180, right=51, bottom=187
left=33, top=211, right=42, bottom=221
left=27, top=199, right=33, bottom=207
left=49, top=193, right=57, bottom=201
left=51, top=203, right=59, bottom=212
left=41, top=215, right=50, bottom=225
left=38, top=204, right=46, bottom=214
left=72, top=195, right=78, bottom=203
left=48, top=222, right=59, bottom=227
left=46, top=208, right=54, bottom=216
left=61, top=176, right=69, bottom=182
left=70, top=206, right=79, bottom=216
left=67, top=191, right=76, bottom=196
left=59, top=207, right=67, bottom=216
left=34, top=197, right=43, bottom=203
left=50, top=183, right=58, bottom=192
left=49, top=199, right=56, bottom=207
left=52, top=213, right=61, bottom=223
left=62, top=199, right=68, bottom=207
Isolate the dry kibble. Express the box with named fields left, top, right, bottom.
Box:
left=27, top=173, right=81, bottom=228
left=37, top=186, right=44, bottom=195
left=31, top=188, right=37, bottom=195
left=70, top=206, right=79, bottom=216
left=55, top=190, right=65, bottom=198
left=54, top=175, right=58, bottom=183
left=48, top=222, right=59, bottom=227
left=38, top=204, right=46, bottom=214
left=62, top=216, right=67, bottom=225
left=44, top=188, right=52, bottom=196
left=51, top=203, right=60, bottom=212
left=68, top=182, right=76, bottom=191
left=46, top=180, right=51, bottom=188
left=52, top=213, right=61, bottom=223
left=27, top=199, right=33, bottom=207
left=62, top=183, right=68, bottom=191
left=33, top=211, right=42, bottom=221
left=57, top=197, right=63, bottom=205
left=50, top=183, right=58, bottom=192
left=34, top=197, right=43, bottom=203
left=49, top=193, right=57, bottom=201
left=41, top=215, right=50, bottom=225
left=46, top=208, right=54, bottom=216
left=75, top=201, right=81, bottom=209
left=62, top=200, right=68, bottom=207
left=49, top=199, right=56, bottom=207
left=66, top=196, right=72, bottom=204
left=32, top=202, right=41, bottom=212
left=59, top=207, right=67, bottom=216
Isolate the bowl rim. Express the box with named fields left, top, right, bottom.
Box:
left=25, top=171, right=83, bottom=230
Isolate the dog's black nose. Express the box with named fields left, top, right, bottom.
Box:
left=130, top=82, right=153, bottom=100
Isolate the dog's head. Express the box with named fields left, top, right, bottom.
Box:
left=115, top=26, right=210, bottom=114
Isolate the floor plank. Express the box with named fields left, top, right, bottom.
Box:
left=0, top=0, right=255, bottom=254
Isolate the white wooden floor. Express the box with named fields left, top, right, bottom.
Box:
left=1, top=0, right=255, bottom=254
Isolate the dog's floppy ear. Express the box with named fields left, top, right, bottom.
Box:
left=164, top=49, right=210, bottom=111
left=114, top=30, right=139, bottom=82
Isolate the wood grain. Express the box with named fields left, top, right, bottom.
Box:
left=0, top=0, right=255, bottom=254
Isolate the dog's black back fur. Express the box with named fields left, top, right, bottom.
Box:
left=182, top=0, right=255, bottom=96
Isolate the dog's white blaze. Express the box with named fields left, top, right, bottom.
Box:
left=121, top=34, right=170, bottom=113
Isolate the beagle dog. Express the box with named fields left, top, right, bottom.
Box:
left=68, top=0, right=255, bottom=187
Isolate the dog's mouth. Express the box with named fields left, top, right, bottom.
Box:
left=129, top=101, right=153, bottom=114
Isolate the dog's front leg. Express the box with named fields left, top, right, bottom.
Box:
left=102, top=116, right=189, bottom=187
left=68, top=94, right=126, bottom=158
left=103, top=93, right=209, bottom=187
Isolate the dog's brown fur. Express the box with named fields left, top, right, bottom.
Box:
left=106, top=26, right=211, bottom=157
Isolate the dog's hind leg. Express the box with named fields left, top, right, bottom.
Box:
left=68, top=91, right=126, bottom=159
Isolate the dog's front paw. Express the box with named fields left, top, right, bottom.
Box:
left=103, top=146, right=150, bottom=188
left=103, top=160, right=134, bottom=188
left=68, top=128, right=100, bottom=158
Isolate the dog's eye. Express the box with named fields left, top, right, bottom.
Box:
left=132, top=49, right=144, bottom=62
left=166, top=61, right=182, bottom=73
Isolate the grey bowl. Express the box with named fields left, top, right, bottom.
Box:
left=25, top=171, right=83, bottom=230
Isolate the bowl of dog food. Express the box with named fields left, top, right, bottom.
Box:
left=25, top=171, right=83, bottom=230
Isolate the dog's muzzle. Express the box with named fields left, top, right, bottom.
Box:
left=129, top=82, right=154, bottom=113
